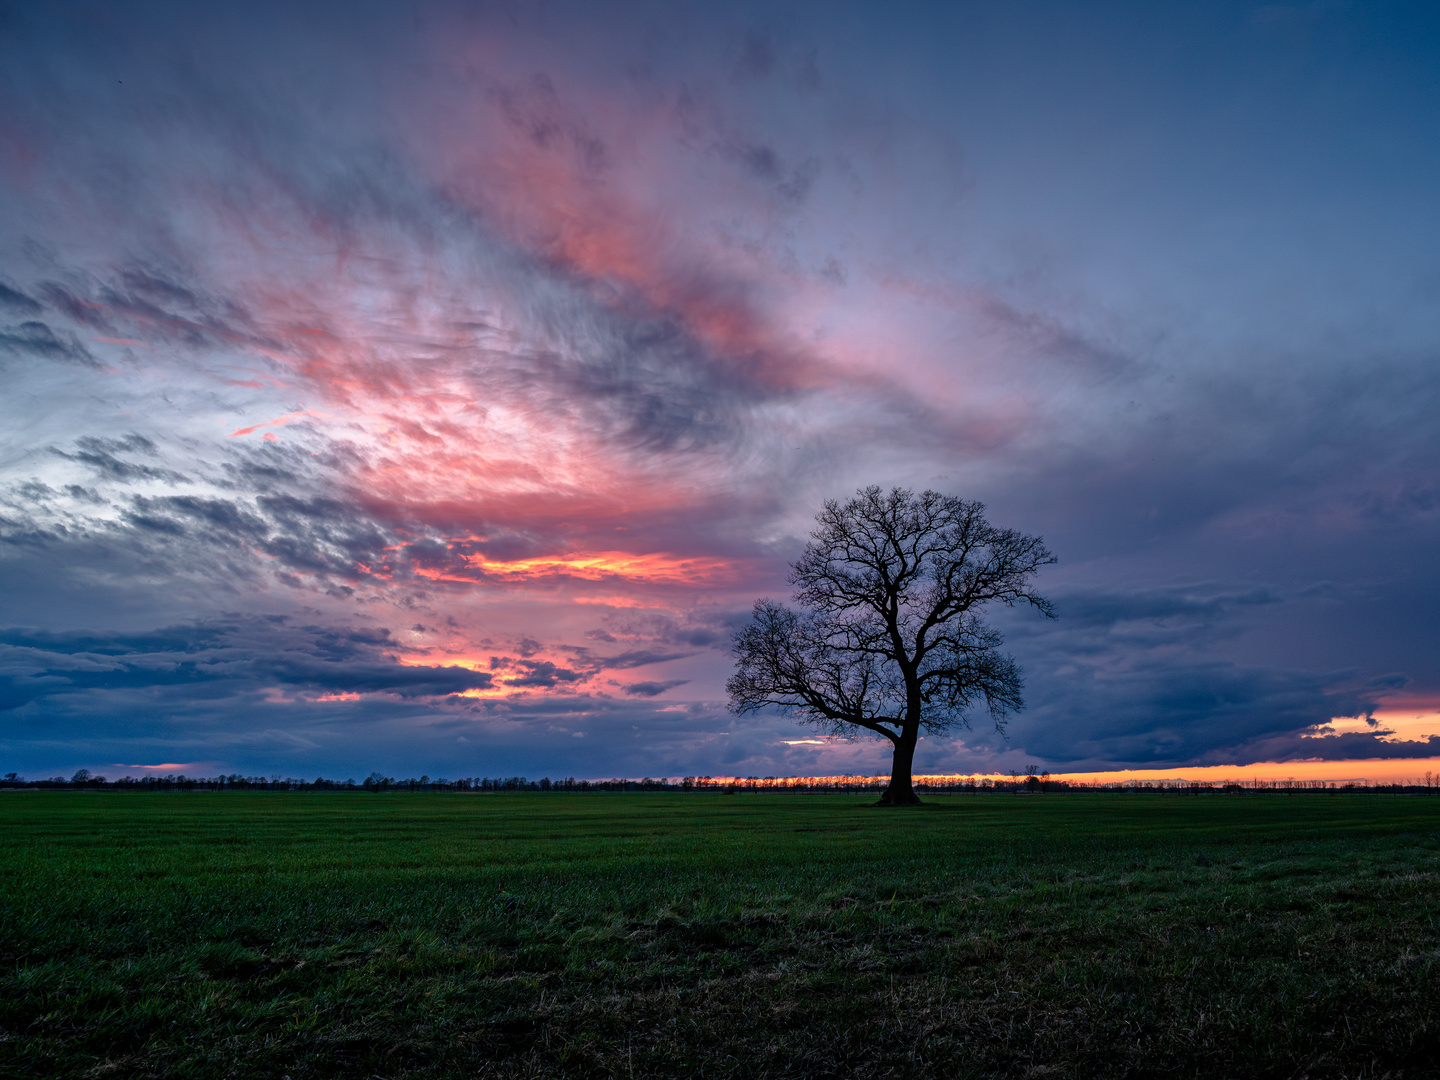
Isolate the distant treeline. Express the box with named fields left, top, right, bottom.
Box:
left=3, top=768, right=1439, bottom=795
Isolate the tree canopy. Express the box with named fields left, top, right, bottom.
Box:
left=728, top=486, right=1055, bottom=805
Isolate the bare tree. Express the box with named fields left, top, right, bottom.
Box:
left=728, top=487, right=1055, bottom=806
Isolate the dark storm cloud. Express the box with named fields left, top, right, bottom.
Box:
left=585, top=609, right=744, bottom=650
left=619, top=679, right=690, bottom=697
left=543, top=317, right=776, bottom=455
left=0, top=320, right=94, bottom=365
left=35, top=267, right=257, bottom=348
left=2, top=438, right=404, bottom=601
left=253, top=495, right=393, bottom=580
left=1045, top=586, right=1282, bottom=652
left=55, top=436, right=188, bottom=484
left=501, top=660, right=588, bottom=689
left=483, top=644, right=695, bottom=691
left=0, top=617, right=492, bottom=715
left=127, top=495, right=269, bottom=538
left=1036, top=661, right=1372, bottom=766
left=997, top=583, right=1401, bottom=768
left=448, top=693, right=753, bottom=777
left=0, top=282, right=43, bottom=315
left=0, top=624, right=230, bottom=656
left=592, top=649, right=694, bottom=670
left=1238, top=727, right=1440, bottom=764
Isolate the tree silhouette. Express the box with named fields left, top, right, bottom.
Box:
left=728, top=487, right=1055, bottom=806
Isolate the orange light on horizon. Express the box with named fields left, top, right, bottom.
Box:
left=1037, top=757, right=1440, bottom=787
left=690, top=759, right=1440, bottom=788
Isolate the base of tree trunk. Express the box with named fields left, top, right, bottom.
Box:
left=875, top=788, right=923, bottom=806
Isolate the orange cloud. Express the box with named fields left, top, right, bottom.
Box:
left=228, top=408, right=322, bottom=438
left=405, top=52, right=831, bottom=393
left=415, top=549, right=740, bottom=587
left=1310, top=708, right=1440, bottom=744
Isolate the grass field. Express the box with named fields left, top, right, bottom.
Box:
left=1, top=791, right=1438, bottom=1079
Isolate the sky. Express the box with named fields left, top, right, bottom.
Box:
left=2, top=0, right=1439, bottom=783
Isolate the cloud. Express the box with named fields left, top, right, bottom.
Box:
left=0, top=282, right=43, bottom=315
left=502, top=660, right=587, bottom=689
left=1248, top=730, right=1440, bottom=762
left=0, top=0, right=1438, bottom=783
left=0, top=617, right=496, bottom=715
left=997, top=583, right=1407, bottom=769
left=54, top=436, right=188, bottom=484
left=0, top=320, right=94, bottom=365
left=476, top=642, right=695, bottom=692
left=617, top=679, right=690, bottom=697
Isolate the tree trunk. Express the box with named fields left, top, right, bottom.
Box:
left=876, top=731, right=922, bottom=806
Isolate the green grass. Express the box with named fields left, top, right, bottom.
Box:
left=1, top=791, right=1438, bottom=1078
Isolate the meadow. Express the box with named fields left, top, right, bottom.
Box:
left=1, top=791, right=1437, bottom=1079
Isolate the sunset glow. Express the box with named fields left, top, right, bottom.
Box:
left=1044, top=759, right=1440, bottom=788
left=3, top=1, right=1439, bottom=784
left=414, top=550, right=742, bottom=587
left=1310, top=710, right=1440, bottom=744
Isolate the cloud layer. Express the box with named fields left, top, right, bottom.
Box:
left=2, top=0, right=1439, bottom=778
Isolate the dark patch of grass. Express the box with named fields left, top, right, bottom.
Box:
left=0, top=792, right=1437, bottom=1077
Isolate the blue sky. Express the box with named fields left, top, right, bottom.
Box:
left=2, top=0, right=1438, bottom=781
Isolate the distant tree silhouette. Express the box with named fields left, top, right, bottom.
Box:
left=728, top=487, right=1055, bottom=806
